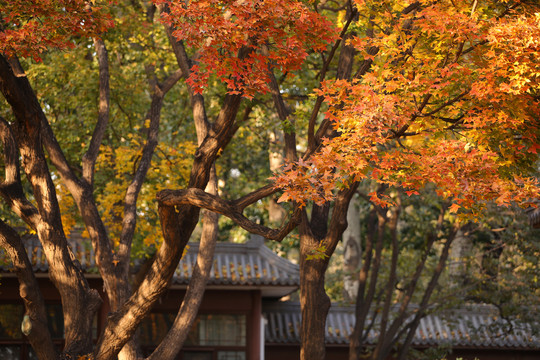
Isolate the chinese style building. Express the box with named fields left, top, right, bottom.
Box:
left=1, top=234, right=539, bottom=360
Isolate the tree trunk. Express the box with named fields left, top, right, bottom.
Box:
left=343, top=194, right=362, bottom=302
left=299, top=187, right=357, bottom=360
left=0, top=222, right=57, bottom=360
left=299, top=227, right=331, bottom=360
left=268, top=130, right=287, bottom=223
left=0, top=54, right=102, bottom=358
left=147, top=167, right=219, bottom=360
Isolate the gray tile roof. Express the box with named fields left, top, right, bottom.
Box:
left=172, top=235, right=299, bottom=287
left=0, top=232, right=96, bottom=273
left=0, top=233, right=300, bottom=288
left=263, top=302, right=540, bottom=350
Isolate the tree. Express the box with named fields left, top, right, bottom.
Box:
left=0, top=1, right=539, bottom=360
left=271, top=1, right=539, bottom=359
left=339, top=186, right=465, bottom=360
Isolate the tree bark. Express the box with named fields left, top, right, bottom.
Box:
left=299, top=186, right=357, bottom=360
left=0, top=221, right=57, bottom=360
left=343, top=194, right=362, bottom=302
left=147, top=167, right=219, bottom=360
left=0, top=54, right=102, bottom=358
left=299, top=217, right=331, bottom=360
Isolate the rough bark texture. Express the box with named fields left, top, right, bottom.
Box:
left=148, top=168, right=219, bottom=360
left=298, top=186, right=358, bottom=360
left=0, top=118, right=55, bottom=359
left=94, top=202, right=193, bottom=360
left=299, top=223, right=332, bottom=360
left=0, top=54, right=102, bottom=358
left=0, top=221, right=57, bottom=360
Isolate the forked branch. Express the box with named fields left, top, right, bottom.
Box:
left=157, top=188, right=300, bottom=241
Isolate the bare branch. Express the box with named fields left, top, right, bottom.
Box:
left=266, top=67, right=297, bottom=161
left=235, top=184, right=277, bottom=211
left=118, top=90, right=162, bottom=260
left=160, top=68, right=183, bottom=94
left=157, top=188, right=300, bottom=241
left=82, top=37, right=110, bottom=185
left=117, top=63, right=183, bottom=272
left=393, top=228, right=456, bottom=360
left=421, top=90, right=470, bottom=118
left=161, top=5, right=210, bottom=144
left=307, top=5, right=358, bottom=152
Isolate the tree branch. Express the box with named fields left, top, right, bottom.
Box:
left=393, top=228, right=455, bottom=360
left=147, top=167, right=219, bottom=360
left=420, top=90, right=470, bottom=118
left=307, top=4, right=358, bottom=152
left=234, top=183, right=277, bottom=211
left=160, top=68, right=183, bottom=94
left=0, top=53, right=102, bottom=357
left=82, top=37, right=110, bottom=186
left=117, top=84, right=163, bottom=270
left=0, top=117, right=41, bottom=228
left=266, top=67, right=297, bottom=161
left=95, top=202, right=192, bottom=360
left=157, top=188, right=299, bottom=241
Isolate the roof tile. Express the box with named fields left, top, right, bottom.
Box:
left=0, top=233, right=300, bottom=288
left=263, top=302, right=540, bottom=350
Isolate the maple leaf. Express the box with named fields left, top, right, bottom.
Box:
left=448, top=203, right=461, bottom=214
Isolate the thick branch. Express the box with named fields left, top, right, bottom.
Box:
left=161, top=5, right=210, bottom=144
left=24, top=64, right=119, bottom=315
left=307, top=5, right=358, bottom=152
left=321, top=184, right=359, bottom=255
left=0, top=221, right=57, bottom=360
left=95, top=203, right=192, bottom=360
left=0, top=54, right=102, bottom=357
left=161, top=69, right=183, bottom=94
left=0, top=117, right=41, bottom=228
left=147, top=168, right=219, bottom=360
left=157, top=188, right=299, bottom=241
left=117, top=88, right=163, bottom=270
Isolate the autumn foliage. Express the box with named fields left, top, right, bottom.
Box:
left=274, top=0, right=539, bottom=214
left=0, top=0, right=113, bottom=61
left=157, top=0, right=337, bottom=97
